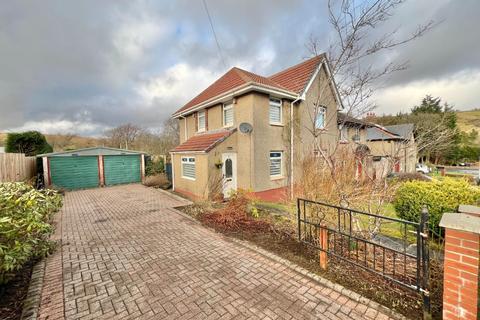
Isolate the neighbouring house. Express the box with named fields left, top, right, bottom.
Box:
left=170, top=54, right=343, bottom=201
left=337, top=112, right=373, bottom=146
left=336, top=113, right=418, bottom=178
left=337, top=112, right=377, bottom=178
left=366, top=124, right=417, bottom=175
left=0, top=146, right=4, bottom=153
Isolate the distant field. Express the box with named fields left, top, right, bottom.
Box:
left=456, top=109, right=480, bottom=143
left=0, top=132, right=103, bottom=151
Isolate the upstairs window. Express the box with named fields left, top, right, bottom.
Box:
left=315, top=106, right=326, bottom=129
left=223, top=103, right=234, bottom=127
left=181, top=157, right=196, bottom=180
left=269, top=151, right=283, bottom=177
left=197, top=110, right=206, bottom=132
left=353, top=127, right=361, bottom=142
left=269, top=97, right=282, bottom=125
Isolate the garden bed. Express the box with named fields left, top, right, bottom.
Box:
left=0, top=182, right=62, bottom=320
left=0, top=260, right=35, bottom=320
left=179, top=200, right=444, bottom=319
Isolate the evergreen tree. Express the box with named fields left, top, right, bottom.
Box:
left=5, top=131, right=53, bottom=156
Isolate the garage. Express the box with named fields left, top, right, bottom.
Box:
left=49, top=156, right=99, bottom=189
left=104, top=155, right=141, bottom=186
left=39, top=147, right=145, bottom=190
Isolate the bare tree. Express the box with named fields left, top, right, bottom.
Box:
left=48, top=133, right=75, bottom=151
left=296, top=0, right=435, bottom=218
left=309, top=0, right=435, bottom=117
left=120, top=119, right=180, bottom=156
left=104, top=123, right=143, bottom=150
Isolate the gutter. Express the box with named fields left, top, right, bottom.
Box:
left=172, top=83, right=298, bottom=118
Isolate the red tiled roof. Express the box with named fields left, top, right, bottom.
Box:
left=268, top=55, right=323, bottom=94
left=174, top=67, right=290, bottom=116
left=173, top=55, right=325, bottom=116
left=171, top=129, right=236, bottom=153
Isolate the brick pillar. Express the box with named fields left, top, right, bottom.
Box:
left=98, top=155, right=104, bottom=186
left=140, top=154, right=145, bottom=183
left=440, top=205, right=480, bottom=320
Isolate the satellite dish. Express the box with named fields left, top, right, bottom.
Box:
left=239, top=122, right=253, bottom=134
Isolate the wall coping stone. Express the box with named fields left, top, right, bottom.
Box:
left=458, top=204, right=480, bottom=215
left=440, top=212, right=480, bottom=234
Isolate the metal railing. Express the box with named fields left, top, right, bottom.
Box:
left=297, top=198, right=430, bottom=315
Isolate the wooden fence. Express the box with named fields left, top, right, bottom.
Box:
left=0, top=153, right=37, bottom=182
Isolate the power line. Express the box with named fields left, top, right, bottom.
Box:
left=202, top=0, right=227, bottom=70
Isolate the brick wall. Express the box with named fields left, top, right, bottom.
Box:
left=441, top=218, right=480, bottom=319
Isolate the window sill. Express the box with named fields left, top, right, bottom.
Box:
left=182, top=176, right=196, bottom=181
left=270, top=176, right=284, bottom=181
left=339, top=140, right=349, bottom=144
left=269, top=123, right=284, bottom=127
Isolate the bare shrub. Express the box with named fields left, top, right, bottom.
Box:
left=143, top=174, right=170, bottom=189
left=207, top=169, right=224, bottom=202
left=202, top=191, right=270, bottom=232
left=297, top=148, right=399, bottom=238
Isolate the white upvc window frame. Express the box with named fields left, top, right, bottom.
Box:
left=269, top=97, right=282, bottom=125
left=269, top=151, right=283, bottom=178
left=223, top=103, right=234, bottom=127
left=181, top=156, right=196, bottom=180
left=339, top=124, right=348, bottom=142
left=315, top=105, right=327, bottom=129
left=197, top=110, right=206, bottom=132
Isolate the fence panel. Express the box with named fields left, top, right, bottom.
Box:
left=0, top=153, right=37, bottom=182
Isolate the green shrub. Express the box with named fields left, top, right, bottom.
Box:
left=394, top=178, right=480, bottom=232
left=145, top=158, right=164, bottom=176
left=0, top=183, right=62, bottom=284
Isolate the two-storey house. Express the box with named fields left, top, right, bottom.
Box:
left=170, top=55, right=343, bottom=201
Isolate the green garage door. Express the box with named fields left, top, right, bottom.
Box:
left=104, top=155, right=141, bottom=186
left=49, top=156, right=99, bottom=190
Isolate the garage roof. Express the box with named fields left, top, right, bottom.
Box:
left=38, top=147, right=146, bottom=157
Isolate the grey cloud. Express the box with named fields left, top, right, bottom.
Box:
left=379, top=0, right=480, bottom=86
left=0, top=0, right=478, bottom=135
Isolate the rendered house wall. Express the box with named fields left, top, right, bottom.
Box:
left=293, top=66, right=340, bottom=184
left=172, top=153, right=209, bottom=199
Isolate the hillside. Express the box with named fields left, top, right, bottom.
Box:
left=0, top=133, right=104, bottom=152
left=456, top=109, right=480, bottom=143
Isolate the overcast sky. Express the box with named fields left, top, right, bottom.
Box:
left=1, top=0, right=479, bottom=136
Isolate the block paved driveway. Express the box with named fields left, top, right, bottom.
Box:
left=37, top=184, right=399, bottom=320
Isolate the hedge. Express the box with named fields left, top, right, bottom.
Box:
left=394, top=178, right=480, bottom=233
left=0, top=183, right=62, bottom=284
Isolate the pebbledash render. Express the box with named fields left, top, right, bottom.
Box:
left=170, top=54, right=343, bottom=201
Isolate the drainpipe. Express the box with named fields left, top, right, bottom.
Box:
left=170, top=152, right=175, bottom=191
left=180, top=116, right=188, bottom=141
left=290, top=96, right=302, bottom=200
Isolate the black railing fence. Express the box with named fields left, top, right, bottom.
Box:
left=297, top=198, right=430, bottom=315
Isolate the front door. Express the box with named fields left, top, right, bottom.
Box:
left=222, top=153, right=237, bottom=198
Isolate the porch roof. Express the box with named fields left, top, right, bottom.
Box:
left=171, top=129, right=236, bottom=153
